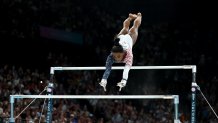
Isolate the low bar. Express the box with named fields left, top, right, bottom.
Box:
left=11, top=95, right=176, bottom=99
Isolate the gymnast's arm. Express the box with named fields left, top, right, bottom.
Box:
left=122, top=52, right=133, bottom=81
left=102, top=53, right=114, bottom=80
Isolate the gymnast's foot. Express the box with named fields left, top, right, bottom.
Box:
left=137, top=12, right=142, bottom=17
left=129, top=13, right=137, bottom=20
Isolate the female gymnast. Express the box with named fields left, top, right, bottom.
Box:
left=99, top=12, right=142, bottom=91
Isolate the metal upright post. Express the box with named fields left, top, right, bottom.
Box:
left=191, top=66, right=197, bottom=123
left=9, top=96, right=15, bottom=123
left=46, top=73, right=54, bottom=123
left=174, top=95, right=180, bottom=123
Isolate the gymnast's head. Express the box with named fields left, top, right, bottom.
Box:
left=111, top=37, right=125, bottom=62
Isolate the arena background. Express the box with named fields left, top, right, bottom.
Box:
left=0, top=0, right=218, bottom=122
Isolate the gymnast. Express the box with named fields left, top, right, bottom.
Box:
left=99, top=12, right=142, bottom=91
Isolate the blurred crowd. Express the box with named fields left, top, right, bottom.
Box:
left=1, top=0, right=218, bottom=123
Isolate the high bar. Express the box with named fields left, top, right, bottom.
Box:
left=50, top=65, right=196, bottom=74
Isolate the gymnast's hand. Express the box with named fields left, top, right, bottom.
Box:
left=99, top=79, right=107, bottom=91
left=117, top=79, right=127, bottom=91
